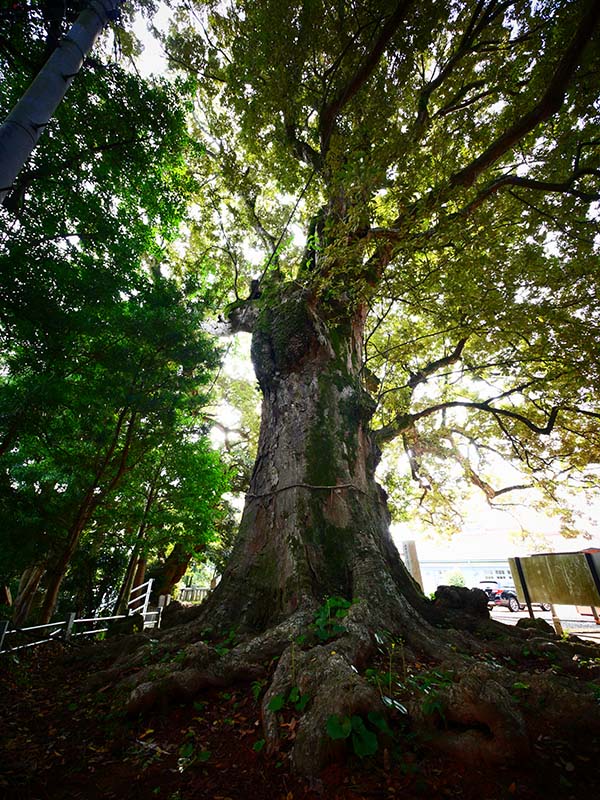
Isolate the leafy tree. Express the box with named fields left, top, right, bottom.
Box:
left=0, top=11, right=226, bottom=623
left=110, top=435, right=230, bottom=610
left=1, top=274, right=223, bottom=623
left=0, top=0, right=124, bottom=202
left=111, top=0, right=600, bottom=775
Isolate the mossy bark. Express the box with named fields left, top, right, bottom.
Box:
left=91, top=285, right=600, bottom=779
left=205, top=286, right=424, bottom=632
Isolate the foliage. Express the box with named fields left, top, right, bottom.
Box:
left=0, top=8, right=227, bottom=618
left=267, top=686, right=310, bottom=714
left=325, top=713, right=382, bottom=758
left=159, top=0, right=600, bottom=534
left=312, top=596, right=352, bottom=641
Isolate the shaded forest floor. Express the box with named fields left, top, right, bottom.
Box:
left=1, top=638, right=599, bottom=800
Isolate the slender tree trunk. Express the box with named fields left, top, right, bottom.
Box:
left=38, top=409, right=138, bottom=623
left=115, top=474, right=160, bottom=614
left=114, top=539, right=140, bottom=616
left=206, top=286, right=425, bottom=632
left=39, top=522, right=85, bottom=623
left=0, top=0, right=120, bottom=204
left=11, top=564, right=46, bottom=626
left=132, top=557, right=147, bottom=591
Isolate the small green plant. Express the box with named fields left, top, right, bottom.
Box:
left=402, top=668, right=453, bottom=721
left=252, top=738, right=266, bottom=752
left=312, top=596, right=352, bottom=641
left=177, top=732, right=211, bottom=772
left=214, top=627, right=237, bottom=656
left=288, top=685, right=310, bottom=712
left=268, top=694, right=285, bottom=712
left=267, top=686, right=310, bottom=713
left=368, top=632, right=409, bottom=713
left=251, top=679, right=266, bottom=702
left=326, top=712, right=386, bottom=758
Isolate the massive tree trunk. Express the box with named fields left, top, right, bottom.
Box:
left=93, top=284, right=600, bottom=777
left=207, top=285, right=425, bottom=632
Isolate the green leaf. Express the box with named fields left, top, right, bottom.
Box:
left=326, top=714, right=352, bottom=740
left=179, top=741, right=195, bottom=759
left=350, top=716, right=378, bottom=758
left=252, top=739, right=266, bottom=752
left=294, top=694, right=310, bottom=712
left=267, top=694, right=285, bottom=712
left=288, top=686, right=300, bottom=703
left=367, top=710, right=392, bottom=735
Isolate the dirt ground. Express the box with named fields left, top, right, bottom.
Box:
left=1, top=639, right=599, bottom=800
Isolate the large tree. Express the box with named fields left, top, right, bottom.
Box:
left=80, top=0, right=600, bottom=777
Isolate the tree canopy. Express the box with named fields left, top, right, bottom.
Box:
left=160, top=0, right=600, bottom=534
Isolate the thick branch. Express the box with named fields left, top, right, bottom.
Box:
left=284, top=123, right=323, bottom=170
left=450, top=1, right=600, bottom=189
left=407, top=337, right=469, bottom=389
left=211, top=298, right=260, bottom=336
left=319, top=1, right=413, bottom=154
left=415, top=0, right=512, bottom=131
left=374, top=400, right=560, bottom=446
left=457, top=168, right=600, bottom=216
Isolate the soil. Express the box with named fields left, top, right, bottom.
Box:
left=1, top=636, right=600, bottom=800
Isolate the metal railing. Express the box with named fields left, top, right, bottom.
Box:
left=128, top=578, right=154, bottom=616
left=1, top=579, right=160, bottom=654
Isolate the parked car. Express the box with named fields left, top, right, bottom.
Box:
left=477, top=580, right=551, bottom=612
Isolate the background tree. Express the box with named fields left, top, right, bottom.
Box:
left=0, top=10, right=227, bottom=624
left=0, top=0, right=124, bottom=202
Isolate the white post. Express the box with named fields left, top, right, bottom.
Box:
left=0, top=0, right=121, bottom=204
left=141, top=578, right=153, bottom=617
left=0, top=620, right=9, bottom=652
left=64, top=612, right=76, bottom=640
left=550, top=604, right=564, bottom=637
left=400, top=540, right=424, bottom=590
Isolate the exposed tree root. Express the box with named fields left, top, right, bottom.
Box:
left=82, top=589, right=600, bottom=779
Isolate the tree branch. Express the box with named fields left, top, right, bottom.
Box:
left=284, top=122, right=323, bottom=170
left=450, top=0, right=600, bottom=189
left=407, top=337, right=469, bottom=389
left=374, top=399, right=561, bottom=446
left=319, top=1, right=413, bottom=154
left=456, top=167, right=600, bottom=216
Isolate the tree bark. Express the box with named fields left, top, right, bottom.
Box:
left=11, top=564, right=46, bottom=627
left=39, top=522, right=85, bottom=623
left=114, top=541, right=140, bottom=616
left=132, top=557, right=147, bottom=592
left=105, top=284, right=600, bottom=778
left=149, top=543, right=195, bottom=601
left=0, top=0, right=120, bottom=204
left=205, top=285, right=425, bottom=632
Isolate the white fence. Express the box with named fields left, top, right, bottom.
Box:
left=178, top=585, right=210, bottom=603
left=0, top=578, right=159, bottom=655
